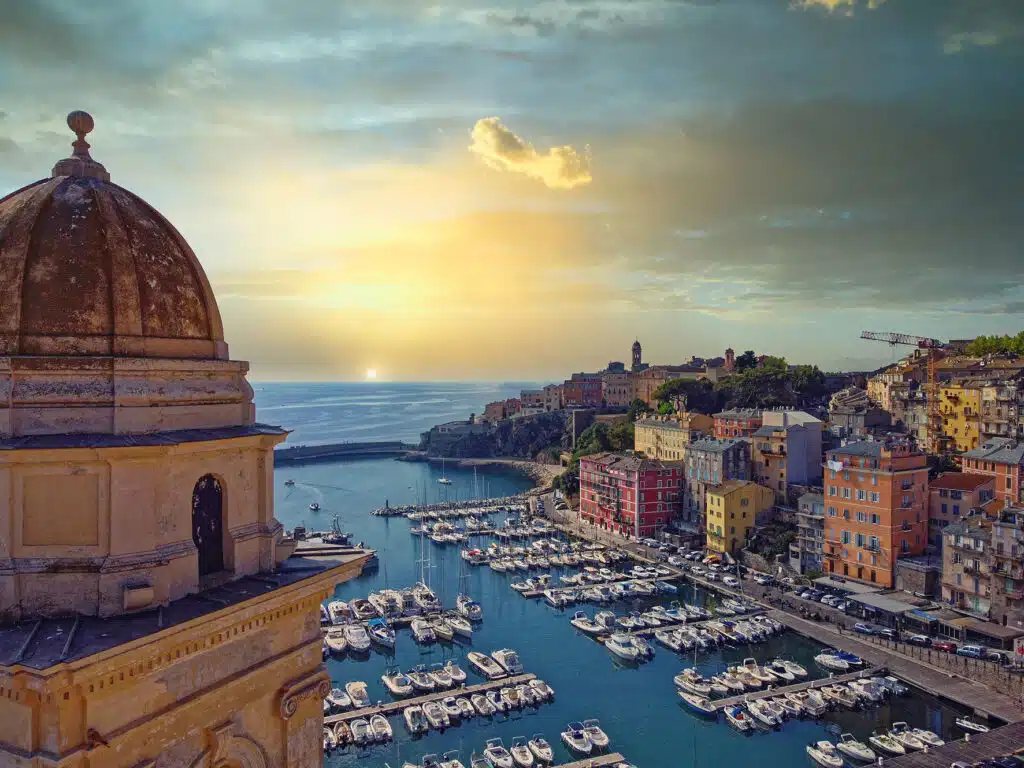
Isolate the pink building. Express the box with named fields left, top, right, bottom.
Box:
left=579, top=452, right=682, bottom=538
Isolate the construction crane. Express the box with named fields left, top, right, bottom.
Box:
left=861, top=331, right=946, bottom=453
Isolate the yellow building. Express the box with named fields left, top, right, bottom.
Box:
left=0, top=113, right=370, bottom=767
left=939, top=383, right=982, bottom=453
left=634, top=413, right=714, bottom=461
left=705, top=480, right=774, bottom=555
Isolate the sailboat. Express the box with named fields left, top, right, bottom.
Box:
left=438, top=457, right=452, bottom=485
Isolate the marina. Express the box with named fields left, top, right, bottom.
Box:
left=709, top=666, right=885, bottom=710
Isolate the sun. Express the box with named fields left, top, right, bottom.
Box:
left=365, top=368, right=377, bottom=380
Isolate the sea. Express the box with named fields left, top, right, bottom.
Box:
left=256, top=383, right=973, bottom=768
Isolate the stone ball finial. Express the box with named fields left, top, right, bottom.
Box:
left=52, top=109, right=109, bottom=181
left=67, top=110, right=95, bottom=139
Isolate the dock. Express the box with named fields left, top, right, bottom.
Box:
left=710, top=666, right=884, bottom=710
left=323, top=673, right=537, bottom=724
left=552, top=753, right=626, bottom=768
left=881, top=720, right=1024, bottom=767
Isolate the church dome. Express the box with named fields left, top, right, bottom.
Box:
left=0, top=111, right=226, bottom=359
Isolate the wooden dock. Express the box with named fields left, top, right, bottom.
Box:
left=710, top=666, right=884, bottom=710
left=323, top=673, right=537, bottom=724
left=552, top=753, right=626, bottom=767
left=597, top=609, right=765, bottom=640
left=881, top=720, right=1024, bottom=767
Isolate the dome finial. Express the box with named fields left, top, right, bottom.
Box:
left=52, top=110, right=109, bottom=181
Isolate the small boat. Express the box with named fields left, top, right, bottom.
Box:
left=431, top=617, right=455, bottom=642
left=404, top=705, right=429, bottom=734
left=370, top=714, right=392, bottom=742
left=678, top=690, right=717, bottom=716
left=501, top=686, right=522, bottom=709
left=712, top=673, right=745, bottom=693
left=570, top=611, right=604, bottom=635
left=326, top=687, right=351, bottom=710
left=746, top=699, right=780, bottom=727
left=889, top=722, right=925, bottom=750
left=779, top=659, right=808, bottom=678
left=724, top=705, right=752, bottom=731
left=487, top=689, right=506, bottom=712
left=472, top=693, right=494, bottom=715
left=344, top=623, right=372, bottom=653
left=382, top=670, right=415, bottom=697
left=350, top=718, right=372, bottom=745
left=868, top=732, right=906, bottom=756
left=726, top=666, right=761, bottom=689
left=674, top=669, right=712, bottom=696
left=367, top=618, right=396, bottom=648
left=582, top=719, right=609, bottom=749
left=405, top=754, right=442, bottom=768
left=285, top=479, right=296, bottom=486
left=445, top=660, right=468, bottom=684
left=323, top=726, right=337, bottom=752
left=877, top=675, right=909, bottom=696
left=409, top=666, right=436, bottom=692
left=742, top=657, right=776, bottom=685
left=956, top=717, right=990, bottom=733
left=484, top=738, right=514, bottom=768
left=775, top=695, right=803, bottom=718
left=529, top=678, right=554, bottom=700
left=334, top=720, right=351, bottom=746
left=345, top=681, right=371, bottom=709
left=324, top=628, right=348, bottom=654
left=765, top=659, right=795, bottom=682
left=655, top=580, right=679, bottom=594
left=836, top=733, right=876, bottom=762
left=411, top=617, right=437, bottom=644
left=468, top=651, right=508, bottom=680
left=806, top=740, right=844, bottom=767
left=442, top=695, right=461, bottom=720
left=605, top=633, right=643, bottom=661
left=560, top=722, right=592, bottom=754
left=328, top=600, right=351, bottom=624
left=309, top=502, right=320, bottom=511
left=492, top=648, right=525, bottom=675
left=423, top=700, right=449, bottom=729
left=457, top=697, right=475, bottom=718
left=528, top=734, right=554, bottom=763
left=457, top=594, right=483, bottom=620
left=760, top=697, right=787, bottom=722
left=446, top=613, right=474, bottom=637
left=815, top=653, right=849, bottom=672
left=430, top=663, right=454, bottom=689
left=820, top=684, right=858, bottom=709
left=788, top=689, right=827, bottom=717
left=849, top=679, right=885, bottom=703
left=443, top=750, right=466, bottom=768
left=470, top=753, right=489, bottom=768
left=510, top=737, right=534, bottom=767
left=835, top=650, right=866, bottom=666
left=910, top=728, right=944, bottom=747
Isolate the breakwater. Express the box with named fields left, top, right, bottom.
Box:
left=274, top=441, right=418, bottom=464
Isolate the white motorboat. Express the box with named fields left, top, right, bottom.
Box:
left=560, top=722, right=592, bottom=754
left=674, top=669, right=713, bottom=696
left=344, top=623, right=372, bottom=653
left=367, top=619, right=396, bottom=648
left=510, top=737, right=534, bottom=767
left=442, top=750, right=466, bottom=768
left=370, top=714, right=392, bottom=742
left=760, top=697, right=788, bottom=722
left=323, top=726, right=337, bottom=752
left=404, top=705, right=428, bottom=734
left=492, top=649, right=525, bottom=675
left=529, top=678, right=554, bottom=700
left=411, top=617, right=437, bottom=644
left=486, top=689, right=506, bottom=713
left=779, top=659, right=808, bottom=678
left=430, top=663, right=454, bottom=689
left=889, top=722, right=925, bottom=750
left=815, top=653, right=849, bottom=672
left=570, top=611, right=604, bottom=635
left=806, top=740, right=844, bottom=767
left=468, top=651, right=508, bottom=680
left=911, top=727, right=944, bottom=747
left=787, top=689, right=827, bottom=717
left=726, top=666, right=761, bottom=690
left=528, top=734, right=554, bottom=762
left=501, top=686, right=522, bottom=710
left=836, top=733, right=876, bottom=762
left=484, top=738, right=514, bottom=768
left=442, top=695, right=461, bottom=720
left=326, top=687, right=351, bottom=710
left=849, top=679, right=885, bottom=703
left=328, top=600, right=351, bottom=625
left=445, top=660, right=468, bottom=684
left=764, top=659, right=795, bottom=682
left=655, top=629, right=684, bottom=652
left=409, top=666, right=436, bottom=692
left=431, top=617, right=455, bottom=642
left=445, top=613, right=473, bottom=637
left=345, top=681, right=371, bottom=709
left=746, top=699, right=780, bottom=727
left=423, top=700, right=449, bottom=729
left=742, top=657, right=776, bottom=685
left=457, top=697, right=475, bottom=719
left=605, top=633, right=643, bottom=661
left=868, top=732, right=906, bottom=756
left=724, top=705, right=752, bottom=731
left=956, top=717, right=990, bottom=733
left=472, top=693, right=495, bottom=715
left=775, top=695, right=803, bottom=718
left=582, top=719, right=609, bottom=749
left=350, top=718, right=372, bottom=745
left=678, top=691, right=717, bottom=716
left=712, top=672, right=745, bottom=693
left=470, top=753, right=489, bottom=768
left=382, top=670, right=415, bottom=697
left=457, top=594, right=483, bottom=621
left=324, top=628, right=348, bottom=655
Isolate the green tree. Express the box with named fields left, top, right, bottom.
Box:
left=627, top=398, right=652, bottom=421
left=657, top=401, right=675, bottom=415
left=651, top=378, right=724, bottom=413
left=736, top=350, right=758, bottom=372
left=966, top=332, right=1024, bottom=357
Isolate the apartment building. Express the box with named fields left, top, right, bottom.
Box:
left=542, top=383, right=563, bottom=411
left=562, top=373, right=602, bottom=407
left=520, top=389, right=545, bottom=409
left=962, top=437, right=1024, bottom=508
left=683, top=437, right=750, bottom=524
left=713, top=408, right=763, bottom=438
left=601, top=370, right=633, bottom=406
left=578, top=452, right=682, bottom=539
left=634, top=412, right=714, bottom=461
left=928, top=472, right=994, bottom=547
left=705, top=480, right=774, bottom=556
left=789, top=491, right=826, bottom=574
left=980, top=380, right=1021, bottom=441
left=751, top=410, right=823, bottom=500
left=991, top=508, right=1024, bottom=630
left=942, top=517, right=993, bottom=618
left=938, top=383, right=982, bottom=453
left=822, top=440, right=929, bottom=588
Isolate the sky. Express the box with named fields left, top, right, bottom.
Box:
left=1, top=0, right=1022, bottom=381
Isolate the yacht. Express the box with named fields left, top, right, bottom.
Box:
left=806, top=741, right=844, bottom=767
left=344, top=623, right=372, bottom=653
left=836, top=734, right=876, bottom=762
left=774, top=695, right=802, bottom=718
left=350, top=599, right=379, bottom=621
left=604, top=633, right=643, bottom=662
left=819, top=684, right=858, bottom=709
left=483, top=739, right=514, bottom=768
left=468, top=651, right=508, bottom=680
left=787, top=689, right=827, bottom=717
left=382, top=670, right=415, bottom=697
left=560, top=722, right=592, bottom=755
left=457, top=594, right=484, bottom=620
left=324, top=628, right=348, bottom=655
left=510, top=737, right=534, bottom=767
left=411, top=617, right=437, bottom=644
left=403, top=705, right=429, bottom=734
left=492, top=649, right=524, bottom=675
left=868, top=732, right=906, bottom=756
left=370, top=714, right=392, bottom=742
left=284, top=479, right=296, bottom=486
left=528, top=734, right=554, bottom=763
left=345, top=681, right=371, bottom=709
left=849, top=678, right=885, bottom=703
left=437, top=458, right=453, bottom=486
left=367, top=618, right=396, bottom=648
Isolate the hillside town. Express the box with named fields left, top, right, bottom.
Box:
left=424, top=334, right=1024, bottom=650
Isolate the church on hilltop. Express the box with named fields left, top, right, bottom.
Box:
left=0, top=112, right=370, bottom=766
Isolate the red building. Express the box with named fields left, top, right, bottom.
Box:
left=579, top=452, right=682, bottom=538
left=562, top=373, right=602, bottom=407
left=713, top=408, right=763, bottom=438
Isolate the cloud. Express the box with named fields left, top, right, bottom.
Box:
left=793, top=0, right=886, bottom=13
left=468, top=117, right=592, bottom=189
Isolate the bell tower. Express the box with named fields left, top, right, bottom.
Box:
left=631, top=339, right=642, bottom=371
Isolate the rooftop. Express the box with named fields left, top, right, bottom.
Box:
left=849, top=590, right=931, bottom=615
left=0, top=423, right=286, bottom=451
left=708, top=479, right=760, bottom=496
left=963, top=437, right=1024, bottom=465
left=931, top=472, right=993, bottom=491
left=714, top=408, right=763, bottom=420
left=581, top=452, right=675, bottom=472
left=0, top=547, right=372, bottom=670
left=688, top=437, right=747, bottom=454
left=752, top=425, right=784, bottom=437
left=812, top=575, right=881, bottom=594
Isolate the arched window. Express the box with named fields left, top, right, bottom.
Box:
left=192, top=474, right=224, bottom=577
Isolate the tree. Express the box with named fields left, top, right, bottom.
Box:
left=736, top=350, right=758, bottom=372
left=966, top=332, right=1024, bottom=357
left=627, top=398, right=652, bottom=421
left=657, top=401, right=675, bottom=415
left=651, top=378, right=724, bottom=414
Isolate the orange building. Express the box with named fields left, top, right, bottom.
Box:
left=962, top=438, right=1024, bottom=508
left=927, top=472, right=994, bottom=546
left=823, top=440, right=929, bottom=587
left=713, top=408, right=763, bottom=438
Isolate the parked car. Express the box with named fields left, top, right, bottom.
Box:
left=835, top=601, right=850, bottom=612
left=933, top=640, right=958, bottom=653
left=668, top=556, right=685, bottom=567
left=956, top=644, right=986, bottom=659
left=723, top=575, right=740, bottom=588
left=754, top=574, right=776, bottom=586
left=799, top=590, right=814, bottom=599
left=706, top=572, right=720, bottom=582
left=906, top=634, right=932, bottom=647
left=987, top=650, right=1011, bottom=665
left=879, top=628, right=900, bottom=642
left=853, top=623, right=875, bottom=636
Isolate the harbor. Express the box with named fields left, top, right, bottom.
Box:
left=709, top=666, right=885, bottom=710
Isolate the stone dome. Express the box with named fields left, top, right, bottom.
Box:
left=0, top=112, right=226, bottom=360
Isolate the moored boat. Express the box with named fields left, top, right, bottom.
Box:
left=528, top=734, right=554, bottom=762
left=423, top=700, right=449, bottom=729
left=468, top=651, right=508, bottom=680
left=350, top=718, right=372, bottom=745
left=326, top=687, right=351, bottom=710
left=382, top=670, right=415, bottom=697
left=492, top=648, right=524, bottom=675
left=471, top=693, right=495, bottom=716
left=484, top=738, right=514, bottom=768
left=345, top=681, right=371, bottom=709
left=836, top=733, right=876, bottom=762
left=370, top=714, right=392, bottom=742
left=724, top=705, right=752, bottom=731
left=814, top=653, right=849, bottom=672
left=806, top=740, right=844, bottom=767
left=445, top=660, right=468, bottom=684
left=344, top=623, right=371, bottom=652
left=560, top=722, right=592, bottom=754
left=324, top=628, right=348, bottom=655
left=678, top=690, right=717, bottom=716
left=868, top=732, right=906, bottom=756
left=889, top=722, right=925, bottom=750
left=582, top=719, right=609, bottom=749
left=510, top=737, right=534, bottom=767
left=956, top=717, right=990, bottom=733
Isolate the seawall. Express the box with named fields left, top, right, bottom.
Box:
left=274, top=441, right=418, bottom=465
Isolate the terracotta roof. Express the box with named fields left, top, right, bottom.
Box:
left=930, top=472, right=993, bottom=491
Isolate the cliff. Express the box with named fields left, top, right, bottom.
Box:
left=419, top=412, right=568, bottom=459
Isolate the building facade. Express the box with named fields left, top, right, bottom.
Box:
left=563, top=373, right=602, bottom=407
left=822, top=440, right=929, bottom=588
left=928, top=472, right=994, bottom=547
left=942, top=517, right=992, bottom=618
left=0, top=113, right=369, bottom=767
left=751, top=410, right=823, bottom=500
left=578, top=453, right=682, bottom=539
left=682, top=438, right=750, bottom=524
left=991, top=508, right=1024, bottom=630
left=790, top=492, right=826, bottom=574
left=601, top=370, right=633, bottom=406
left=939, top=383, right=982, bottom=453
left=520, top=389, right=545, bottom=409
left=633, top=412, right=714, bottom=461
left=713, top=408, right=763, bottom=439
left=980, top=380, right=1022, bottom=441
left=705, top=480, right=774, bottom=555
left=542, top=384, right=563, bottom=411
left=962, top=438, right=1024, bottom=508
